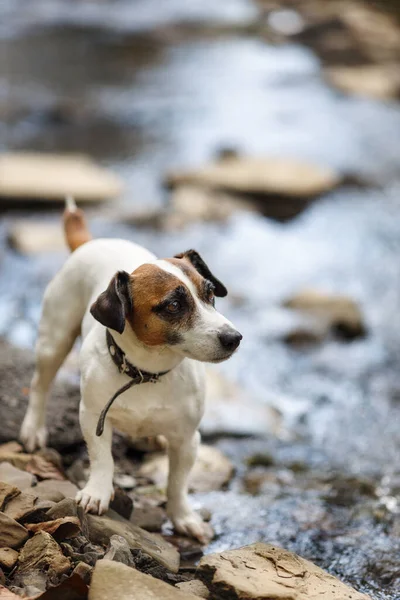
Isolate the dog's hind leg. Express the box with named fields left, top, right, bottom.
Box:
left=20, top=280, right=82, bottom=452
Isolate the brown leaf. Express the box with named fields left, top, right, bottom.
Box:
left=26, top=455, right=65, bottom=481
left=26, top=517, right=81, bottom=542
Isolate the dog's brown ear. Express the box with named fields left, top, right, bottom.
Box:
left=175, top=249, right=228, bottom=297
left=90, top=271, right=132, bottom=334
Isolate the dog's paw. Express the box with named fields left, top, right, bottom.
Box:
left=20, top=412, right=48, bottom=452
left=76, top=484, right=114, bottom=515
left=169, top=510, right=214, bottom=545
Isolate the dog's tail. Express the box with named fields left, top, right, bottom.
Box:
left=63, top=196, right=92, bottom=252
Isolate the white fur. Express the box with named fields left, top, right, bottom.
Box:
left=20, top=238, right=239, bottom=543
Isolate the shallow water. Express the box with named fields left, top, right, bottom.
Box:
left=1, top=1, right=400, bottom=597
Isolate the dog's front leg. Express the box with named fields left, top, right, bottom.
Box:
left=166, top=431, right=212, bottom=544
left=76, top=403, right=114, bottom=515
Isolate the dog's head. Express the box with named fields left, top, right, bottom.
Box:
left=90, top=250, right=242, bottom=363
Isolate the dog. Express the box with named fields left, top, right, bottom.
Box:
left=20, top=198, right=242, bottom=543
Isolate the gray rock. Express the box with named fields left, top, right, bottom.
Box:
left=87, top=514, right=179, bottom=573
left=0, top=340, right=82, bottom=450
left=0, top=512, right=29, bottom=549
left=0, top=481, right=21, bottom=510
left=89, top=560, right=201, bottom=600
left=130, top=505, right=165, bottom=532
left=72, top=561, right=93, bottom=585
left=103, top=535, right=134, bottom=567
left=0, top=462, right=35, bottom=490
left=34, top=479, right=78, bottom=502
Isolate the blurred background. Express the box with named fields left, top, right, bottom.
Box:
left=0, top=1, right=400, bottom=598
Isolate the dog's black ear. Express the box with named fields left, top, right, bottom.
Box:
left=175, top=249, right=228, bottom=297
left=90, top=271, right=132, bottom=334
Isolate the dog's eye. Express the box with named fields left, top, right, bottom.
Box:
left=166, top=300, right=181, bottom=314
left=207, top=289, right=215, bottom=305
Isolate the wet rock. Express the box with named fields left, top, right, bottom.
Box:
left=198, top=543, right=369, bottom=599
left=7, top=221, right=67, bottom=255
left=0, top=464, right=35, bottom=491
left=283, top=289, right=366, bottom=340
left=176, top=580, right=210, bottom=598
left=0, top=548, right=19, bottom=571
left=0, top=513, right=29, bottom=549
left=87, top=514, right=179, bottom=573
left=0, top=152, right=122, bottom=203
left=33, top=480, right=78, bottom=502
left=0, top=340, right=82, bottom=451
left=18, top=531, right=71, bottom=578
left=0, top=483, right=20, bottom=510
left=89, top=559, right=200, bottom=600
left=139, top=445, right=234, bottom=493
left=26, top=517, right=81, bottom=542
left=203, top=369, right=281, bottom=437
left=3, top=492, right=38, bottom=522
left=103, top=535, right=134, bottom=567
left=166, top=157, right=340, bottom=221
left=130, top=505, right=165, bottom=533
left=325, top=65, right=400, bottom=100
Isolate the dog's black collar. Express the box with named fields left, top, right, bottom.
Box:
left=96, top=330, right=170, bottom=437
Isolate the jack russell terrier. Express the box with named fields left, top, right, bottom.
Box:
left=20, top=198, right=242, bottom=543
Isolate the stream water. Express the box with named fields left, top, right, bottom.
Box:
left=0, top=1, right=400, bottom=597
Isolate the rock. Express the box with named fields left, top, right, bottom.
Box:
left=72, top=561, right=93, bottom=585
left=0, top=513, right=29, bottom=549
left=109, top=488, right=133, bottom=520
left=33, top=480, right=78, bottom=502
left=19, top=573, right=89, bottom=599
left=87, top=514, right=179, bottom=573
left=3, top=492, right=38, bottom=522
left=176, top=580, right=210, bottom=598
left=11, top=569, right=47, bottom=593
left=18, top=531, right=71, bottom=577
left=26, top=517, right=81, bottom=542
left=130, top=505, right=165, bottom=533
left=0, top=587, right=21, bottom=598
left=0, top=464, right=35, bottom=491
left=203, top=368, right=281, bottom=437
left=325, top=65, right=400, bottom=100
left=166, top=157, right=340, bottom=221
left=0, top=152, right=122, bottom=203
left=0, top=443, right=23, bottom=457
left=139, top=445, right=234, bottom=493
left=25, top=454, right=65, bottom=482
left=0, top=483, right=20, bottom=511
left=0, top=452, right=32, bottom=471
left=198, top=543, right=369, bottom=599
left=283, top=289, right=366, bottom=339
left=0, top=340, right=82, bottom=451
left=89, top=559, right=201, bottom=600
left=103, top=535, right=134, bottom=567
left=0, top=548, right=19, bottom=571
left=7, top=221, right=67, bottom=255
left=113, top=474, right=136, bottom=490
left=0, top=572, right=4, bottom=586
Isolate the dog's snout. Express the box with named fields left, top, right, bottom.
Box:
left=218, top=329, right=242, bottom=352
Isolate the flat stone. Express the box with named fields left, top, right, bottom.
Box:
left=26, top=517, right=81, bottom=542
left=25, top=454, right=65, bottom=482
left=203, top=368, right=281, bottom=437
left=0, top=152, right=122, bottom=203
left=0, top=513, right=29, bottom=549
left=166, top=157, right=340, bottom=208
left=89, top=559, right=201, bottom=600
left=33, top=480, right=78, bottom=502
left=0, top=482, right=20, bottom=511
left=18, top=531, right=71, bottom=577
left=176, top=580, right=210, bottom=598
left=0, top=443, right=23, bottom=457
left=139, top=445, right=234, bottom=493
left=283, top=289, right=366, bottom=339
left=198, top=543, right=369, bottom=600
left=87, top=514, right=179, bottom=573
left=8, top=221, right=67, bottom=255
left=103, top=535, right=134, bottom=567
left=0, top=463, right=35, bottom=490
left=3, top=492, right=38, bottom=522
left=0, top=548, right=19, bottom=570
left=130, top=505, right=165, bottom=532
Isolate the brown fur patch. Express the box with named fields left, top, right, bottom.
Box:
left=129, top=264, right=195, bottom=346
left=166, top=257, right=208, bottom=302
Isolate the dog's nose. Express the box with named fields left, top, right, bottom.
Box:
left=218, top=329, right=242, bottom=352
